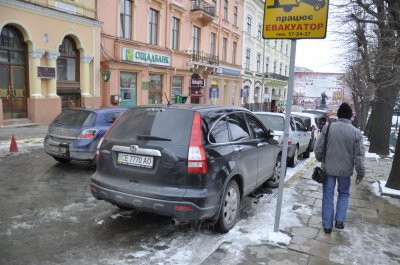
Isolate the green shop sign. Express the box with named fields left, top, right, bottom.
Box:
left=122, top=48, right=170, bottom=67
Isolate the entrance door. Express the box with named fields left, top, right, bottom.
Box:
left=0, top=65, right=27, bottom=119
left=148, top=74, right=162, bottom=104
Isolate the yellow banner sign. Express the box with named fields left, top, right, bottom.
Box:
left=263, top=0, right=329, bottom=39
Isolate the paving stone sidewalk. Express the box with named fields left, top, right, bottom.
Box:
left=204, top=156, right=400, bottom=265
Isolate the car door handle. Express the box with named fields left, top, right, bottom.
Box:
left=234, top=146, right=243, bottom=152
left=257, top=142, right=267, bottom=147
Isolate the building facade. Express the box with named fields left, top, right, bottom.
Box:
left=0, top=0, right=101, bottom=125
left=242, top=0, right=290, bottom=112
left=99, top=0, right=244, bottom=107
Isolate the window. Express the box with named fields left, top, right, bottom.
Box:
left=294, top=117, right=306, bottom=131
left=212, top=0, right=217, bottom=7
left=227, top=112, right=251, bottom=142
left=171, top=17, right=180, bottom=50
left=232, top=41, right=237, bottom=64
left=120, top=0, right=132, bottom=39
left=256, top=53, right=261, bottom=72
left=245, top=114, right=268, bottom=139
left=280, top=40, right=283, bottom=52
left=274, top=39, right=277, bottom=48
left=246, top=16, right=252, bottom=34
left=0, top=26, right=26, bottom=64
left=265, top=57, right=269, bottom=73
left=210, top=32, right=216, bottom=56
left=285, top=65, right=288, bottom=76
left=57, top=37, right=78, bottom=81
left=233, top=6, right=238, bottom=26
left=285, top=43, right=289, bottom=55
left=209, top=116, right=229, bottom=144
left=224, top=0, right=228, bottom=20
left=273, top=60, right=277, bottom=73
left=257, top=24, right=262, bottom=40
left=245, top=49, right=250, bottom=70
left=149, top=9, right=158, bottom=45
left=192, top=26, right=200, bottom=52
left=222, top=37, right=227, bottom=62
left=171, top=76, right=183, bottom=103
left=279, top=62, right=282, bottom=75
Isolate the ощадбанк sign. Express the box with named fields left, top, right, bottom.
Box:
left=263, top=0, right=329, bottom=39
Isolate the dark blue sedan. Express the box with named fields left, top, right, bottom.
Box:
left=44, top=108, right=125, bottom=164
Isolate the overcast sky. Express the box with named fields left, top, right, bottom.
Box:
left=294, top=3, right=346, bottom=73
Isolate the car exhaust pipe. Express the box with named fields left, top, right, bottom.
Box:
left=171, top=218, right=181, bottom=226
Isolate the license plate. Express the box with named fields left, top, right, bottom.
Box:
left=117, top=153, right=154, bottom=168
left=49, top=146, right=66, bottom=154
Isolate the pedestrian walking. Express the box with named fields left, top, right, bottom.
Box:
left=314, top=103, right=366, bottom=233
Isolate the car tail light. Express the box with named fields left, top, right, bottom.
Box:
left=288, top=139, right=292, bottom=145
left=95, top=113, right=124, bottom=161
left=78, top=129, right=98, bottom=139
left=187, top=112, right=208, bottom=174
left=175, top=205, right=193, bottom=211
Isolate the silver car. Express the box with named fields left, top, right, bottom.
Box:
left=254, top=112, right=312, bottom=167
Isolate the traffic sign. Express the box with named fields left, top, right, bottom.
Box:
left=263, top=0, right=329, bottom=39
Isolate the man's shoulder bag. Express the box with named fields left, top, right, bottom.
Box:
left=312, top=123, right=331, bottom=183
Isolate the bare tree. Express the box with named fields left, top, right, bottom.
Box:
left=336, top=1, right=400, bottom=189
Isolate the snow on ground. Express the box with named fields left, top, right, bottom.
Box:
left=97, top=157, right=314, bottom=265
left=0, top=138, right=44, bottom=158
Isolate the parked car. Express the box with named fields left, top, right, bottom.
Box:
left=253, top=112, right=312, bottom=167
left=301, top=109, right=329, bottom=130
left=44, top=108, right=126, bottom=164
left=91, top=105, right=282, bottom=232
left=292, top=112, right=319, bottom=152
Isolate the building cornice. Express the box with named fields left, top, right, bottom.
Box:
left=0, top=0, right=102, bottom=27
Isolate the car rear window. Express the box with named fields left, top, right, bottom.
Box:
left=107, top=107, right=193, bottom=144
left=255, top=114, right=284, bottom=131
left=53, top=110, right=96, bottom=126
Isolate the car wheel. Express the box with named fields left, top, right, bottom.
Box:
left=288, top=147, right=298, bottom=167
left=303, top=142, right=311, bottom=158
left=216, top=180, right=240, bottom=233
left=53, top=157, right=71, bottom=163
left=267, top=155, right=286, bottom=189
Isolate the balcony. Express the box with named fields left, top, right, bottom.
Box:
left=187, top=50, right=219, bottom=66
left=264, top=72, right=289, bottom=81
left=191, top=0, right=215, bottom=26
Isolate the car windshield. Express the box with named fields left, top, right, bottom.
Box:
left=53, top=110, right=96, bottom=126
left=255, top=114, right=284, bottom=131
left=107, top=107, right=193, bottom=144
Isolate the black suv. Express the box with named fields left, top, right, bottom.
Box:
left=91, top=105, right=282, bottom=232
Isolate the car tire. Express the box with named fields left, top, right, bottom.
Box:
left=288, top=147, right=298, bottom=168
left=303, top=141, right=312, bottom=158
left=267, top=155, right=286, bottom=189
left=216, top=180, right=240, bottom=233
left=53, top=156, right=71, bottom=163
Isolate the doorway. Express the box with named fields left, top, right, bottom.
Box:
left=0, top=26, right=28, bottom=119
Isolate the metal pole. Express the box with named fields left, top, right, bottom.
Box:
left=274, top=39, right=297, bottom=232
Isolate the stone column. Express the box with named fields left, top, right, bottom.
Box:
left=46, top=51, right=60, bottom=98
left=29, top=50, right=45, bottom=98
left=80, top=56, right=93, bottom=97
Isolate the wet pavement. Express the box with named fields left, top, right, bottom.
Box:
left=203, top=156, right=400, bottom=265
left=1, top=125, right=400, bottom=265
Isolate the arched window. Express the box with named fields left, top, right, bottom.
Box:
left=57, top=37, right=79, bottom=81
left=0, top=26, right=26, bottom=64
